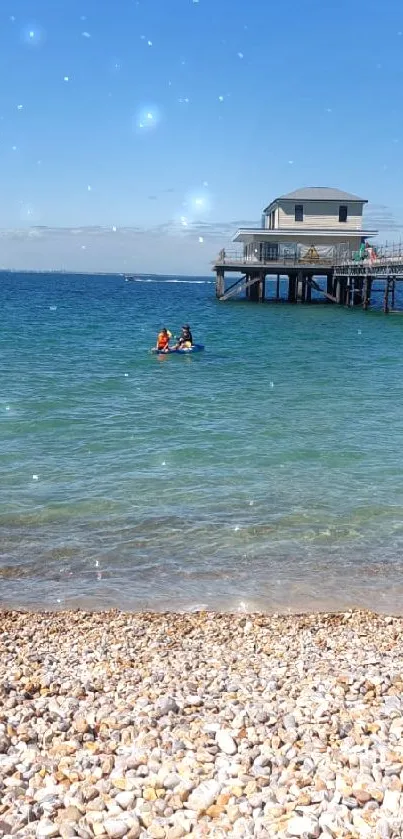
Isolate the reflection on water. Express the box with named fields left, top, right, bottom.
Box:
left=1, top=272, right=403, bottom=614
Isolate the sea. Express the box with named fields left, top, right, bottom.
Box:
left=1, top=270, right=403, bottom=615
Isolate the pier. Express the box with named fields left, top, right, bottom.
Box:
left=213, top=186, right=403, bottom=311
left=214, top=242, right=403, bottom=312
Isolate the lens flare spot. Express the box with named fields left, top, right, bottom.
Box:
left=23, top=25, right=45, bottom=46
left=134, top=106, right=160, bottom=133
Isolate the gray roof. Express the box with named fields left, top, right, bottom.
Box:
left=264, top=187, right=367, bottom=211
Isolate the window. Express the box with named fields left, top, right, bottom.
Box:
left=339, top=205, right=348, bottom=223
left=295, top=204, right=303, bottom=222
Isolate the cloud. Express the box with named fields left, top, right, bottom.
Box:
left=0, top=219, right=255, bottom=275
left=364, top=204, right=403, bottom=234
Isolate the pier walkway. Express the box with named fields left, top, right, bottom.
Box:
left=214, top=243, right=403, bottom=312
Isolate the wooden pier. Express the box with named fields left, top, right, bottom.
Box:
left=214, top=243, right=403, bottom=313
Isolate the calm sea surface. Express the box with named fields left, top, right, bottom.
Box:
left=1, top=271, right=403, bottom=614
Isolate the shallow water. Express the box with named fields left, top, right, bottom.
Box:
left=1, top=271, right=403, bottom=613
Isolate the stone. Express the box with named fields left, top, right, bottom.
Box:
left=115, top=792, right=136, bottom=810
left=287, top=815, right=320, bottom=838
left=155, top=696, right=179, bottom=716
left=147, top=824, right=165, bottom=839
left=383, top=789, right=401, bottom=814
left=216, top=730, right=237, bottom=755
left=103, top=818, right=129, bottom=838
left=319, top=812, right=345, bottom=837
left=59, top=826, right=78, bottom=839
left=126, top=822, right=141, bottom=839
left=186, top=780, right=222, bottom=814
left=59, top=806, right=82, bottom=823
left=36, top=820, right=60, bottom=838
left=352, top=812, right=373, bottom=836
left=375, top=819, right=392, bottom=838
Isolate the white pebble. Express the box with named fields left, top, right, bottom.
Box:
left=104, top=819, right=129, bottom=839
left=287, top=815, right=320, bottom=837
left=216, top=729, right=237, bottom=755
left=187, top=779, right=222, bottom=813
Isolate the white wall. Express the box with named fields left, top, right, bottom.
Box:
left=276, top=200, right=364, bottom=230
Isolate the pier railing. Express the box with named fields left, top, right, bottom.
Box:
left=214, top=249, right=336, bottom=267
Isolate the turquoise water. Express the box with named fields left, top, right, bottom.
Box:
left=1, top=271, right=403, bottom=614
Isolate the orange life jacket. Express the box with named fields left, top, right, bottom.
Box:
left=157, top=332, right=169, bottom=349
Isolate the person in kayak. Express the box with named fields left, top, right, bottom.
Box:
left=156, top=327, right=172, bottom=352
left=174, top=324, right=193, bottom=350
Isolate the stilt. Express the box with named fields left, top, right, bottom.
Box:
left=245, top=274, right=250, bottom=299
left=258, top=272, right=265, bottom=303
left=349, top=277, right=355, bottom=307
left=327, top=274, right=333, bottom=297
left=305, top=276, right=312, bottom=303
left=354, top=277, right=363, bottom=306
left=363, top=276, right=369, bottom=310
left=391, top=278, right=396, bottom=309
left=216, top=269, right=224, bottom=299
left=276, top=274, right=280, bottom=301
left=288, top=274, right=297, bottom=303
left=249, top=275, right=259, bottom=302
left=296, top=270, right=305, bottom=302
left=384, top=278, right=390, bottom=313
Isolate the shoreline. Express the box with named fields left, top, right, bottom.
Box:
left=1, top=609, right=402, bottom=838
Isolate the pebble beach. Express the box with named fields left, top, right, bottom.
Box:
left=1, top=610, right=403, bottom=838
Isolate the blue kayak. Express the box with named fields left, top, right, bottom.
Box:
left=152, top=344, right=205, bottom=355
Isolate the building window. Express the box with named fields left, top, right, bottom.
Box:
left=339, top=205, right=348, bottom=223
left=295, top=204, right=303, bottom=222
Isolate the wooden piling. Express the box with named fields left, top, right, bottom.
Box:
left=296, top=270, right=305, bottom=303
left=391, top=279, right=396, bottom=309
left=216, top=269, right=224, bottom=299
left=249, top=275, right=259, bottom=302
left=276, top=274, right=280, bottom=301
left=383, top=278, right=390, bottom=313
left=258, top=272, right=265, bottom=303
left=288, top=274, right=297, bottom=303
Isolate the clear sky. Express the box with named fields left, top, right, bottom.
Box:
left=1, top=0, right=403, bottom=274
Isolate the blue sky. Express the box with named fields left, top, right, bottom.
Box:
left=1, top=0, right=403, bottom=273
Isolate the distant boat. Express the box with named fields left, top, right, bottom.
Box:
left=124, top=275, right=140, bottom=282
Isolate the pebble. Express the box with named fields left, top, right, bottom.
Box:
left=36, top=820, right=60, bottom=838
left=103, top=818, right=129, bottom=838
left=216, top=729, right=237, bottom=755
left=186, top=779, right=222, bottom=813
left=287, top=815, right=320, bottom=837
left=0, top=610, right=403, bottom=839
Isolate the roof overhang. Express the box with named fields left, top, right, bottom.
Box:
left=234, top=228, right=378, bottom=243
left=263, top=197, right=368, bottom=213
